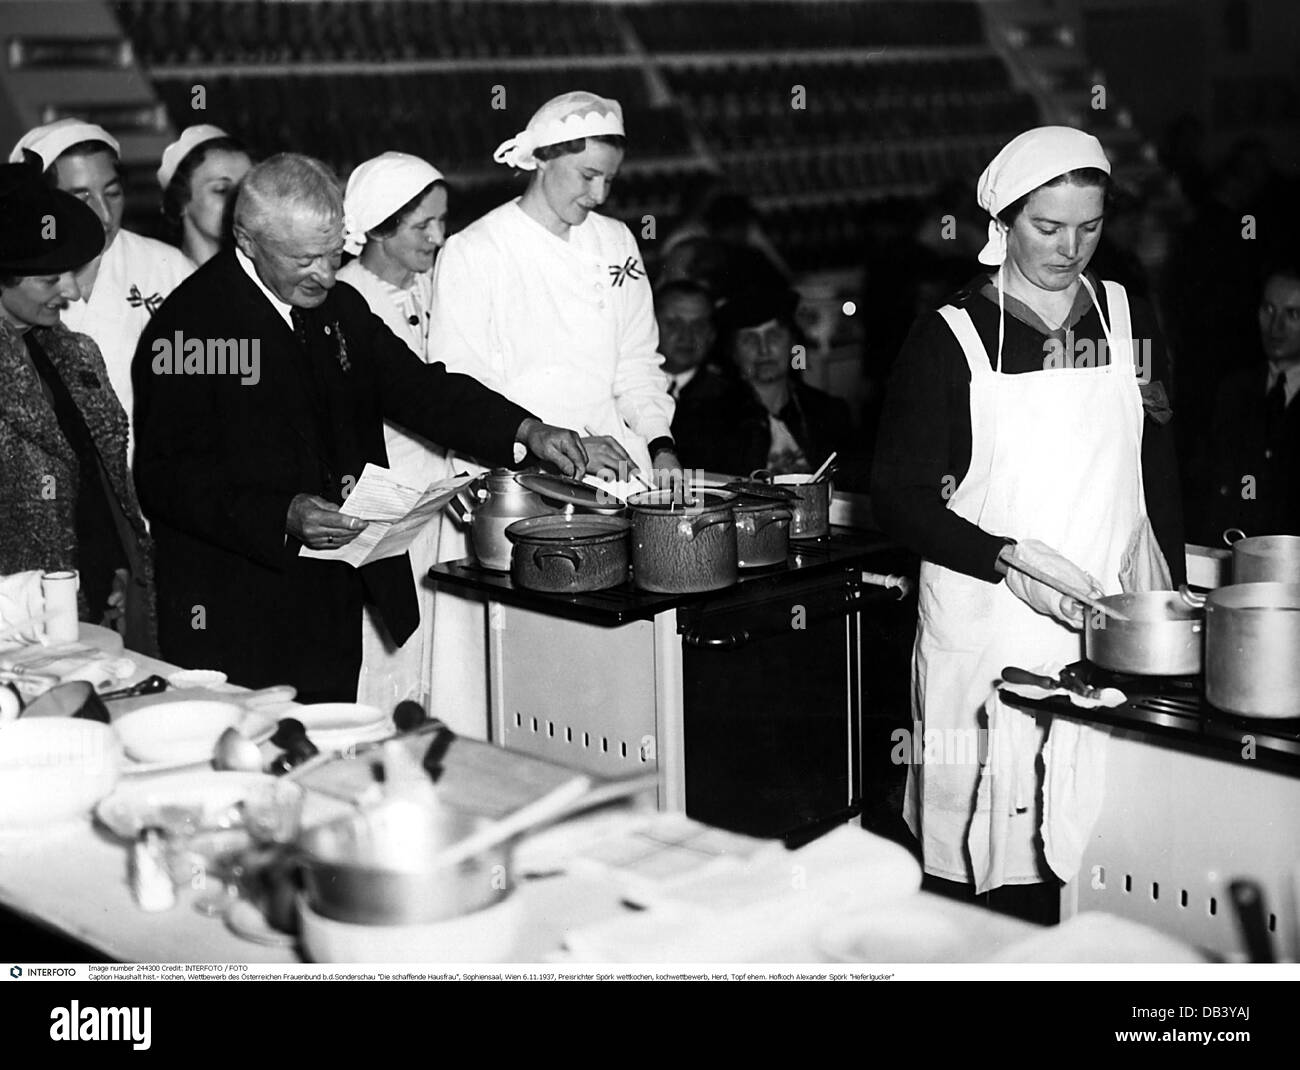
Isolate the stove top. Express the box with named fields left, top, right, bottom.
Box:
left=1002, top=661, right=1300, bottom=770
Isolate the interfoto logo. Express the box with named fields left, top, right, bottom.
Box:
left=9, top=965, right=20, bottom=978
left=50, top=1000, right=151, bottom=1051
left=150, top=330, right=261, bottom=386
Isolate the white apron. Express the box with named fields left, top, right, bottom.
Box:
left=337, top=263, right=468, bottom=720
left=904, top=280, right=1148, bottom=888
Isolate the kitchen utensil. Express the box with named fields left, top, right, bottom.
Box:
left=1002, top=665, right=1107, bottom=700
left=505, top=513, right=630, bottom=592
left=213, top=727, right=264, bottom=773
left=1228, top=879, right=1275, bottom=963
left=1223, top=529, right=1300, bottom=584
left=1205, top=582, right=1300, bottom=718
left=0, top=718, right=122, bottom=828
left=771, top=473, right=833, bottom=538
left=446, top=468, right=559, bottom=571
left=112, top=700, right=245, bottom=765
left=733, top=498, right=792, bottom=569
left=515, top=471, right=627, bottom=514
left=809, top=451, right=838, bottom=484
left=100, top=674, right=169, bottom=701
left=625, top=487, right=738, bottom=593
left=1001, top=555, right=1130, bottom=622
left=1084, top=590, right=1203, bottom=675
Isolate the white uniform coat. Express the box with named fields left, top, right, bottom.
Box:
left=63, top=228, right=194, bottom=461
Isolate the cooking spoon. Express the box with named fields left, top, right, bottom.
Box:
left=100, top=674, right=169, bottom=701
left=214, top=726, right=264, bottom=773
left=809, top=451, right=838, bottom=484
left=1001, top=556, right=1131, bottom=623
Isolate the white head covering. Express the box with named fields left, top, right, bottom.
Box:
left=342, top=152, right=445, bottom=256
left=492, top=91, right=624, bottom=171
left=8, top=118, right=120, bottom=170
left=975, top=126, right=1111, bottom=266
left=156, top=124, right=231, bottom=190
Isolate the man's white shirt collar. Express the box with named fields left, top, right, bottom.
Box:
left=1267, top=362, right=1300, bottom=408
left=670, top=367, right=699, bottom=394
left=235, top=247, right=295, bottom=328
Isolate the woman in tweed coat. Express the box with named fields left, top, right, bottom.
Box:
left=0, top=163, right=156, bottom=652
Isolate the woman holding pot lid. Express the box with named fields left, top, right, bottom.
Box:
left=158, top=124, right=253, bottom=267
left=871, top=127, right=1185, bottom=911
left=430, top=91, right=680, bottom=489
left=0, top=162, right=155, bottom=652
left=337, top=151, right=459, bottom=714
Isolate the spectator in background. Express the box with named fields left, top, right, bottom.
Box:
left=9, top=119, right=193, bottom=461
left=0, top=163, right=155, bottom=651
left=158, top=125, right=253, bottom=267
left=719, top=287, right=856, bottom=484
left=658, top=192, right=789, bottom=307
left=655, top=279, right=744, bottom=473
left=1194, top=260, right=1300, bottom=540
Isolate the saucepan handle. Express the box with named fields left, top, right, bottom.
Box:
left=1222, top=527, right=1247, bottom=548
left=752, top=509, right=792, bottom=534
left=533, top=548, right=581, bottom=571
left=678, top=513, right=734, bottom=539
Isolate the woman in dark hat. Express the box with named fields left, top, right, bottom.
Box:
left=718, top=287, right=856, bottom=481
left=0, top=163, right=155, bottom=651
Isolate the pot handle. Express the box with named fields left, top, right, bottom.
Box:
left=1223, top=527, right=1248, bottom=547
left=860, top=571, right=913, bottom=599
left=533, top=548, right=582, bottom=571
left=1177, top=583, right=1208, bottom=610
left=683, top=627, right=750, bottom=650
left=749, top=468, right=774, bottom=484
left=677, top=513, right=734, bottom=540
left=750, top=508, right=792, bottom=534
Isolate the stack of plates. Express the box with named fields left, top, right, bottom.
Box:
left=291, top=703, right=392, bottom=749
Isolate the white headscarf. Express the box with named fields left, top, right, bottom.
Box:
left=156, top=124, right=230, bottom=190
left=343, top=152, right=445, bottom=256
left=976, top=126, right=1111, bottom=267
left=9, top=118, right=120, bottom=170
left=492, top=91, right=624, bottom=171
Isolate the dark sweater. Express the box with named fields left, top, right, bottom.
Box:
left=871, top=274, right=1186, bottom=585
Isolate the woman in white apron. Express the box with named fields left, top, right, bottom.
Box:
left=430, top=91, right=680, bottom=485
left=871, top=128, right=1185, bottom=913
left=337, top=152, right=457, bottom=717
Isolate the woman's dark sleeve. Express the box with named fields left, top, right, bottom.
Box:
left=870, top=312, right=1009, bottom=582
left=1133, top=299, right=1187, bottom=585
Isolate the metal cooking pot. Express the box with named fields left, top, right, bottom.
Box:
left=1224, top=529, right=1300, bottom=585
left=296, top=803, right=511, bottom=926
left=447, top=469, right=557, bottom=572
left=505, top=514, right=630, bottom=593
left=769, top=472, right=833, bottom=538
left=1205, top=582, right=1300, bottom=719
left=734, top=499, right=792, bottom=568
left=1084, top=590, right=1204, bottom=675
left=625, top=488, right=738, bottom=594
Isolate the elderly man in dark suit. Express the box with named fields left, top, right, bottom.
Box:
left=132, top=154, right=585, bottom=702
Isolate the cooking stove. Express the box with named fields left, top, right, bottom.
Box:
left=1005, top=661, right=1300, bottom=770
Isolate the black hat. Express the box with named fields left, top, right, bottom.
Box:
left=0, top=162, right=105, bottom=276
left=716, top=286, right=799, bottom=336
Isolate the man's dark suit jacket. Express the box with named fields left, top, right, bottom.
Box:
left=132, top=250, right=533, bottom=701
left=1194, top=366, right=1300, bottom=541
left=670, top=366, right=748, bottom=474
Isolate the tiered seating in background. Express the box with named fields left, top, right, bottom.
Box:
left=113, top=0, right=1022, bottom=270
left=625, top=1, right=984, bottom=51
left=116, top=1, right=624, bottom=65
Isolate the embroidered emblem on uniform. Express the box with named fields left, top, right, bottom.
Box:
left=332, top=321, right=351, bottom=373
left=608, top=257, right=644, bottom=287
left=126, top=284, right=165, bottom=315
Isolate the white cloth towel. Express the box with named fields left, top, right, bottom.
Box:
left=0, top=571, right=47, bottom=647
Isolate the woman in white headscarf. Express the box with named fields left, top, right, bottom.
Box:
left=430, top=90, right=679, bottom=487
left=871, top=127, right=1185, bottom=915
left=337, top=151, right=454, bottom=714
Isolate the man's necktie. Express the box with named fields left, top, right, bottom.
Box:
left=1266, top=371, right=1288, bottom=454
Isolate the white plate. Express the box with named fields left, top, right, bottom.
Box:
left=95, top=770, right=278, bottom=839
left=292, top=703, right=390, bottom=748
left=118, top=712, right=276, bottom=776
left=166, top=669, right=229, bottom=689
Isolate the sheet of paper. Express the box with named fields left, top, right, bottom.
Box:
left=299, top=464, right=475, bottom=567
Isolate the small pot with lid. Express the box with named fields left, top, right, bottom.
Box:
left=446, top=469, right=558, bottom=572
left=505, top=514, right=630, bottom=593
left=625, top=488, right=739, bottom=593
left=1224, top=529, right=1300, bottom=585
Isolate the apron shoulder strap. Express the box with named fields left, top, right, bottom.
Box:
left=1100, top=280, right=1135, bottom=369
left=936, top=305, right=993, bottom=380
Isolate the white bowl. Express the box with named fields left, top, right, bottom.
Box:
left=112, top=700, right=244, bottom=764
left=0, top=719, right=123, bottom=828
left=166, top=669, right=229, bottom=689
left=292, top=702, right=389, bottom=747
left=298, top=892, right=522, bottom=964
left=95, top=770, right=280, bottom=840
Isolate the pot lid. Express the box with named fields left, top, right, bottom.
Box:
left=505, top=514, right=630, bottom=543
left=626, top=488, right=737, bottom=513
left=515, top=472, right=625, bottom=510
left=721, top=479, right=801, bottom=503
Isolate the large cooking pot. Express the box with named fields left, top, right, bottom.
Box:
left=1205, top=582, right=1300, bottom=719
left=1084, top=589, right=1204, bottom=675
left=505, top=514, right=630, bottom=592
left=734, top=498, right=792, bottom=568
left=1224, top=529, right=1300, bottom=585
left=447, top=469, right=557, bottom=572
left=296, top=802, right=511, bottom=926
left=625, top=488, right=738, bottom=593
